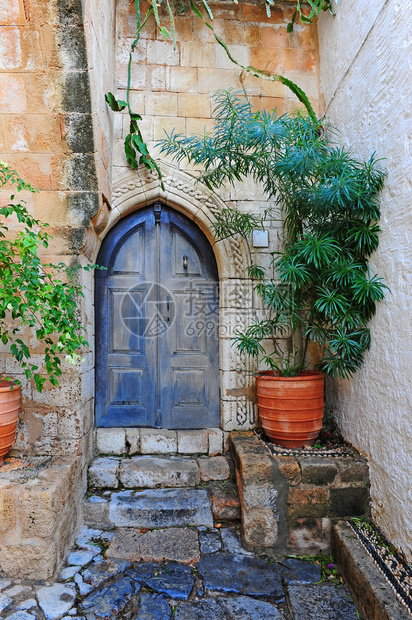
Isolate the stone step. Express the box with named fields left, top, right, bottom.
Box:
left=95, top=427, right=227, bottom=457
left=109, top=488, right=214, bottom=529
left=88, top=455, right=230, bottom=490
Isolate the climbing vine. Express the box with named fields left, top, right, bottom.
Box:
left=106, top=0, right=338, bottom=180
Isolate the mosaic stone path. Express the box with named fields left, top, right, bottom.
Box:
left=0, top=525, right=360, bottom=620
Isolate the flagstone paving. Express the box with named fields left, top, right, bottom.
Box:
left=0, top=524, right=360, bottom=619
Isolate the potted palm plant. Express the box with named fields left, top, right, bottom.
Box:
left=160, top=90, right=387, bottom=447
left=0, top=161, right=93, bottom=464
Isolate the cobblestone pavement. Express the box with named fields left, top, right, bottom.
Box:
left=0, top=524, right=360, bottom=620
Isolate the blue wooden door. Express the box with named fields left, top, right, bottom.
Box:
left=95, top=204, right=219, bottom=428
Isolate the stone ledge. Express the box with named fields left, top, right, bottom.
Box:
left=332, top=521, right=411, bottom=620
left=0, top=456, right=82, bottom=581
left=230, top=432, right=370, bottom=556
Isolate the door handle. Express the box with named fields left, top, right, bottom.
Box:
left=166, top=295, right=170, bottom=311
left=183, top=255, right=188, bottom=269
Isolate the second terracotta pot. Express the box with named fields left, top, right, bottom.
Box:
left=0, top=380, right=21, bottom=466
left=256, top=370, right=325, bottom=449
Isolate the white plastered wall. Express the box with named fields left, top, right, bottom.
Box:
left=318, top=0, right=412, bottom=559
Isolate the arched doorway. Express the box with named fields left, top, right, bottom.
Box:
left=95, top=203, right=219, bottom=429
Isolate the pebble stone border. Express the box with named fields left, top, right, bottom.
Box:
left=349, top=519, right=412, bottom=615
left=254, top=429, right=358, bottom=458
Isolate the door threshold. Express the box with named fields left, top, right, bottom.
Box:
left=95, top=427, right=229, bottom=457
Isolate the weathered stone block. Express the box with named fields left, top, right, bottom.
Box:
left=286, top=583, right=359, bottom=619
left=288, top=488, right=330, bottom=520
left=208, top=428, right=224, bottom=455
left=177, top=430, right=208, bottom=454
left=337, top=459, right=369, bottom=483
left=82, top=496, right=110, bottom=530
left=332, top=521, right=411, bottom=620
left=300, top=457, right=339, bottom=485
left=140, top=429, right=177, bottom=454
left=198, top=553, right=284, bottom=601
left=119, top=456, right=200, bottom=488
left=177, top=93, right=210, bottom=118
left=207, top=481, right=241, bottom=521
left=275, top=455, right=301, bottom=486
left=198, top=456, right=230, bottom=481
left=140, top=527, right=200, bottom=564
left=109, top=489, right=213, bottom=529
left=105, top=528, right=140, bottom=562
left=88, top=457, right=119, bottom=489
left=96, top=428, right=126, bottom=455
left=329, top=486, right=370, bottom=518
left=125, top=428, right=140, bottom=455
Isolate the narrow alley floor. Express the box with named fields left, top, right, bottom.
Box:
left=0, top=522, right=359, bottom=620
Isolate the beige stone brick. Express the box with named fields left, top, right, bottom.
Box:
left=146, top=40, right=179, bottom=66
left=225, top=22, right=260, bottom=46
left=260, top=77, right=287, bottom=98
left=117, top=62, right=147, bottom=90
left=186, top=117, right=215, bottom=135
left=0, top=26, right=22, bottom=70
left=251, top=96, right=285, bottom=115
left=0, top=117, right=6, bottom=150
left=215, top=43, right=250, bottom=70
left=21, top=28, right=44, bottom=70
left=1, top=153, right=51, bottom=189
left=282, top=48, right=317, bottom=74
left=288, top=23, right=316, bottom=50
left=241, top=4, right=283, bottom=23
left=177, top=430, right=208, bottom=454
left=116, top=0, right=156, bottom=39
left=153, top=116, right=185, bottom=140
left=0, top=75, right=26, bottom=113
left=260, top=25, right=289, bottom=49
left=180, top=41, right=215, bottom=68
left=140, top=429, right=177, bottom=454
left=6, top=114, right=62, bottom=153
left=145, top=92, right=178, bottom=116
left=208, top=428, right=224, bottom=455
left=96, top=428, right=126, bottom=455
left=22, top=73, right=62, bottom=114
left=157, top=15, right=193, bottom=42
left=250, top=47, right=281, bottom=74
left=127, top=91, right=146, bottom=114
left=177, top=93, right=210, bottom=118
left=196, top=19, right=225, bottom=47
left=166, top=66, right=198, bottom=93
left=146, top=65, right=166, bottom=91
left=198, top=68, right=239, bottom=94
left=32, top=191, right=69, bottom=225
left=0, top=0, right=25, bottom=25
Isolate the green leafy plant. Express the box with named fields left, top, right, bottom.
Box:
left=0, top=161, right=95, bottom=392
left=159, top=90, right=388, bottom=379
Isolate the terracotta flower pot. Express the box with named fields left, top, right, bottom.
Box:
left=256, top=370, right=325, bottom=448
left=0, top=380, right=21, bottom=466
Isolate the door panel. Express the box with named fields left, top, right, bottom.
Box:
left=95, top=205, right=219, bottom=429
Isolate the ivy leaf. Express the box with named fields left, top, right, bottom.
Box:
left=105, top=92, right=128, bottom=112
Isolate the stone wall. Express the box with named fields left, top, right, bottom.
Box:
left=317, top=1, right=412, bottom=561
left=0, top=0, right=98, bottom=470
left=0, top=0, right=322, bottom=450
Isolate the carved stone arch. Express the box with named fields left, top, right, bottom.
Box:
left=83, top=161, right=257, bottom=430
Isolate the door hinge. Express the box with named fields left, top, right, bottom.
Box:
left=154, top=202, right=161, bottom=225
